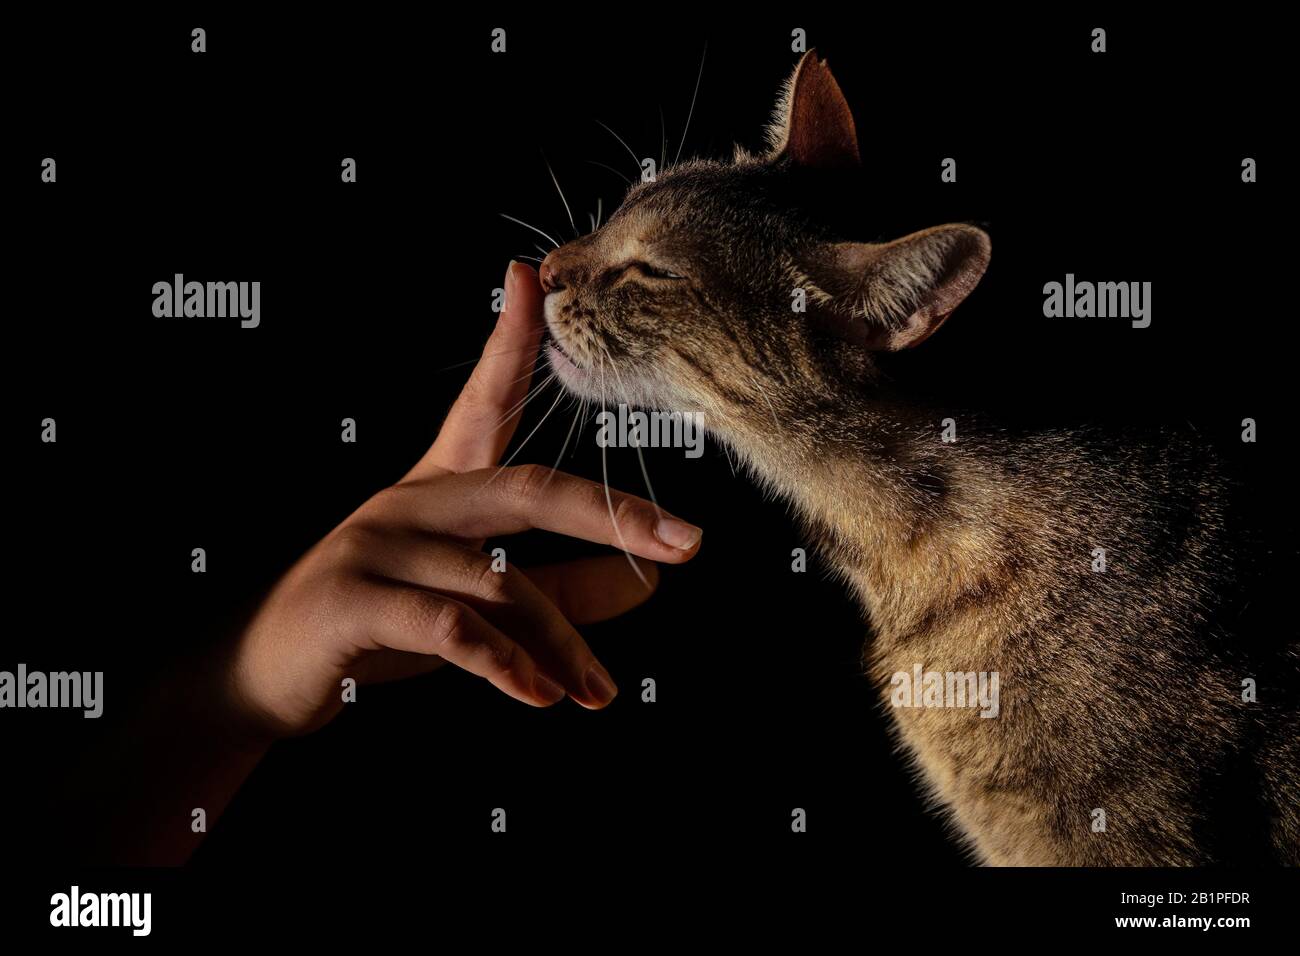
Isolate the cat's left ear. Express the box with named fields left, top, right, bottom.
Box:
left=766, top=50, right=860, bottom=168
left=805, top=224, right=991, bottom=350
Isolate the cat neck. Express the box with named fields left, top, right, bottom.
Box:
left=722, top=399, right=1024, bottom=644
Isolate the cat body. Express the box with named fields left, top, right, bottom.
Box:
left=537, top=51, right=1298, bottom=864
left=729, top=403, right=1295, bottom=864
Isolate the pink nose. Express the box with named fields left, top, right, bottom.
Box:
left=539, top=252, right=563, bottom=293
left=540, top=245, right=584, bottom=293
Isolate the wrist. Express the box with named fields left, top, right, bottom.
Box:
left=183, top=637, right=284, bottom=755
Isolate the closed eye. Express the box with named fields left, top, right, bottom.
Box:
left=626, top=260, right=686, bottom=281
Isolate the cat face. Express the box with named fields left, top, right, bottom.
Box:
left=540, top=51, right=990, bottom=431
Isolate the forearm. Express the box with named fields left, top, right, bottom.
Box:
left=62, top=645, right=274, bottom=866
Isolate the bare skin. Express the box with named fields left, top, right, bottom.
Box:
left=78, top=262, right=702, bottom=864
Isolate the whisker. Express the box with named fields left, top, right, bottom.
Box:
left=503, top=360, right=554, bottom=407
left=489, top=370, right=556, bottom=434
left=575, top=393, right=592, bottom=458
left=503, top=354, right=549, bottom=390
left=584, top=159, right=632, bottom=186
left=435, top=343, right=545, bottom=374
left=602, top=350, right=663, bottom=519
left=486, top=375, right=548, bottom=434
left=542, top=394, right=584, bottom=489
left=598, top=353, right=651, bottom=589
left=674, top=43, right=708, bottom=166
left=485, top=387, right=567, bottom=485
left=749, top=374, right=783, bottom=433
left=633, top=441, right=663, bottom=518
left=721, top=440, right=738, bottom=477
left=633, top=442, right=662, bottom=517
left=517, top=254, right=544, bottom=264
left=467, top=373, right=562, bottom=502
left=500, top=213, right=561, bottom=250
left=543, top=152, right=578, bottom=238
left=588, top=211, right=596, bottom=234
left=595, top=197, right=603, bottom=229
left=595, top=120, right=643, bottom=174
left=658, top=103, right=667, bottom=172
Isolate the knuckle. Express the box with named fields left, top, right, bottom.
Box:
left=487, top=637, right=518, bottom=676
left=506, top=463, right=549, bottom=505
left=471, top=554, right=511, bottom=601
left=330, top=523, right=382, bottom=565
left=611, top=493, right=645, bottom=533
left=368, top=481, right=430, bottom=525
left=366, top=484, right=407, bottom=515
left=422, top=593, right=515, bottom=677
left=425, top=597, right=466, bottom=653
left=579, top=477, right=605, bottom=513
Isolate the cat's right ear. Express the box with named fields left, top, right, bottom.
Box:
left=765, top=50, right=860, bottom=169
left=803, top=224, right=991, bottom=350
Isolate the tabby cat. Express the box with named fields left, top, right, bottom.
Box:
left=536, top=51, right=1298, bottom=865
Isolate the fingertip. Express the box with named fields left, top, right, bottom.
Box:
left=572, top=661, right=618, bottom=710
left=660, top=542, right=701, bottom=564
left=502, top=259, right=518, bottom=305
left=505, top=260, right=540, bottom=301
left=531, top=671, right=567, bottom=706
left=500, top=262, right=544, bottom=333
left=652, top=516, right=703, bottom=561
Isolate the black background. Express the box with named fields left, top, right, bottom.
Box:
left=5, top=8, right=1295, bottom=939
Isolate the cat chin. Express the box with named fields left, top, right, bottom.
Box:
left=545, top=341, right=593, bottom=391
left=545, top=342, right=677, bottom=411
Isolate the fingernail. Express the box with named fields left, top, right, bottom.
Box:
left=533, top=671, right=566, bottom=704
left=655, top=517, right=702, bottom=550
left=584, top=663, right=618, bottom=705
left=502, top=260, right=517, bottom=313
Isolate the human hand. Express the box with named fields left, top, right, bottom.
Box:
left=226, top=262, right=703, bottom=740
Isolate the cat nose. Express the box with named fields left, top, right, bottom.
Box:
left=540, top=248, right=577, bottom=293
left=539, top=253, right=564, bottom=293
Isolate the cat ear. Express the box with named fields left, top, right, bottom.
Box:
left=805, top=224, right=991, bottom=350
left=766, top=50, right=860, bottom=169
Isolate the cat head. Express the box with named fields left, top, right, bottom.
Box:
left=540, top=50, right=990, bottom=435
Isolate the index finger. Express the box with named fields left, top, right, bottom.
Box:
left=387, top=465, right=704, bottom=564
left=406, top=261, right=545, bottom=479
